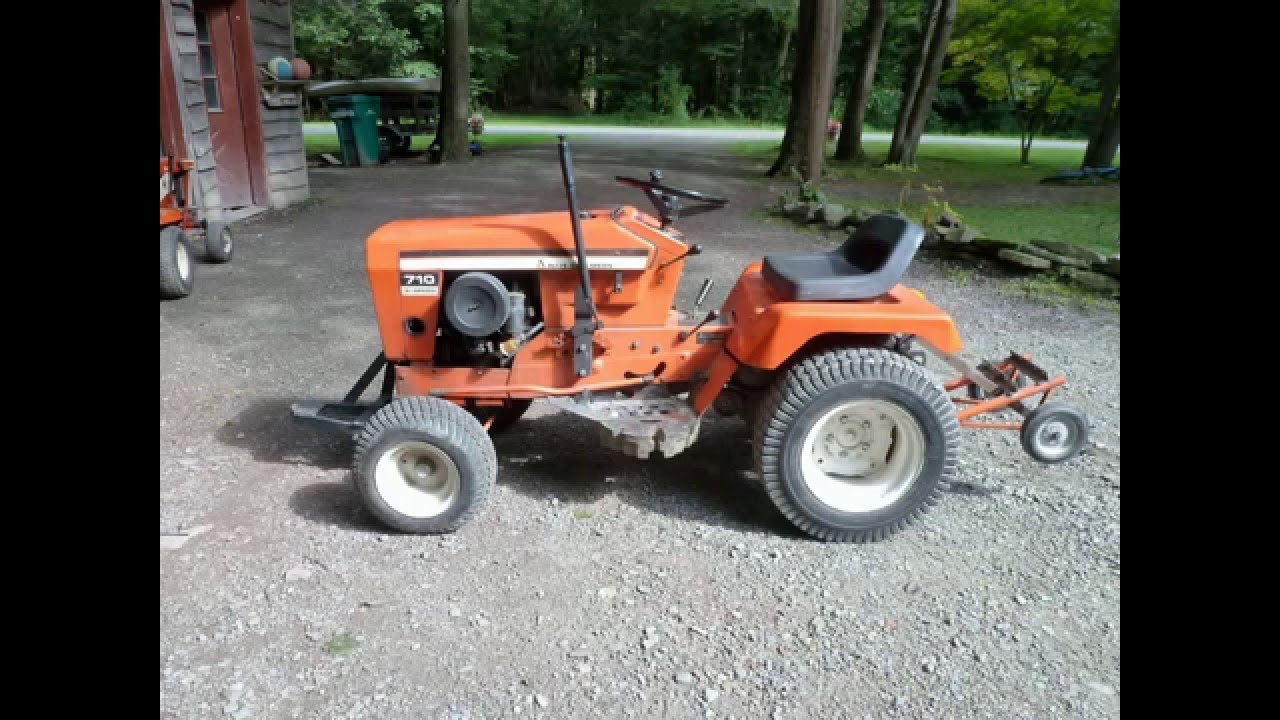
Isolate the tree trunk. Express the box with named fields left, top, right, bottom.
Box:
left=888, top=0, right=942, bottom=163
left=767, top=0, right=814, bottom=177
left=834, top=0, right=887, bottom=162
left=893, top=0, right=956, bottom=166
left=1082, top=32, right=1121, bottom=169
left=801, top=0, right=842, bottom=181
left=434, top=0, right=471, bottom=164
left=730, top=24, right=746, bottom=112
left=774, top=3, right=796, bottom=85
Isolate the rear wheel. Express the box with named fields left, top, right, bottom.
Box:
left=160, top=225, right=194, bottom=299
left=353, top=397, right=497, bottom=534
left=754, top=347, right=959, bottom=542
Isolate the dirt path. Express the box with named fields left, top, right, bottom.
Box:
left=161, top=142, right=1119, bottom=720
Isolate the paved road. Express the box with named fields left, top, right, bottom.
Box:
left=303, top=121, right=1096, bottom=150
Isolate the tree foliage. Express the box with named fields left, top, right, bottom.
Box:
left=291, top=0, right=1122, bottom=147
left=947, top=0, right=1119, bottom=162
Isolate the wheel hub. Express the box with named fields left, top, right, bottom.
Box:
left=1033, top=419, right=1074, bottom=459
left=375, top=440, right=460, bottom=518
left=801, top=399, right=925, bottom=514
left=176, top=240, right=190, bottom=281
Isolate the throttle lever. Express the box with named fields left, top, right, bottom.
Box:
left=659, top=244, right=703, bottom=270
left=679, top=310, right=720, bottom=343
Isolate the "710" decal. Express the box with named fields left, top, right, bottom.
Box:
left=400, top=272, right=440, bottom=296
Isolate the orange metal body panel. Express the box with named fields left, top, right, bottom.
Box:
left=366, top=205, right=695, bottom=363
left=721, top=263, right=964, bottom=369
left=160, top=158, right=197, bottom=228
left=367, top=209, right=965, bottom=412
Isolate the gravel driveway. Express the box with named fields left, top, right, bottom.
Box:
left=160, top=140, right=1119, bottom=719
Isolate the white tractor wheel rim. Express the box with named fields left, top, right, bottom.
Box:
left=1032, top=419, right=1074, bottom=461
left=374, top=440, right=460, bottom=518
left=176, top=241, right=191, bottom=282
left=800, top=399, right=926, bottom=514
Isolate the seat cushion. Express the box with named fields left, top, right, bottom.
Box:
left=762, top=252, right=889, bottom=301
left=762, top=214, right=925, bottom=301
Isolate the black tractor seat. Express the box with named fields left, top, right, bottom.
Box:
left=762, top=214, right=925, bottom=301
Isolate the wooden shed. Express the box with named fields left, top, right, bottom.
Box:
left=159, top=0, right=308, bottom=221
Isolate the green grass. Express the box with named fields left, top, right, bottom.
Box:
left=1004, top=273, right=1118, bottom=310
left=955, top=202, right=1120, bottom=254
left=326, top=632, right=358, bottom=656
left=737, top=140, right=1117, bottom=185
left=303, top=131, right=556, bottom=157
left=484, top=111, right=785, bottom=129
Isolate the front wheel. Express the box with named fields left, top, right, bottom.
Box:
left=353, top=397, right=497, bottom=534
left=160, top=225, right=194, bottom=299
left=753, top=347, right=960, bottom=542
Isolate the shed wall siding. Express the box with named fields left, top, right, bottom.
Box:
left=167, top=0, right=222, bottom=218
left=250, top=0, right=309, bottom=209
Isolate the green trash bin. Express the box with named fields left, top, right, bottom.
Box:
left=325, top=95, right=382, bottom=166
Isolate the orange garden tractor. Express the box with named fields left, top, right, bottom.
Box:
left=160, top=150, right=233, bottom=299
left=293, top=137, right=1088, bottom=542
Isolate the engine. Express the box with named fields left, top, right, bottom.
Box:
left=433, top=271, right=543, bottom=367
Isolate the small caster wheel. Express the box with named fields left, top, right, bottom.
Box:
left=1020, top=401, right=1088, bottom=464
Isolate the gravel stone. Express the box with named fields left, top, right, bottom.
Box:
left=161, top=142, right=1119, bottom=720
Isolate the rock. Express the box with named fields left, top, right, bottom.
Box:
left=781, top=201, right=804, bottom=218
left=853, top=207, right=877, bottom=224
left=938, top=211, right=960, bottom=228
left=958, top=225, right=983, bottom=244
left=535, top=694, right=549, bottom=708
left=922, top=657, right=937, bottom=673
left=787, top=202, right=819, bottom=223
left=1059, top=268, right=1121, bottom=292
left=1031, top=239, right=1106, bottom=264
left=820, top=203, right=848, bottom=229
left=973, top=236, right=1021, bottom=252
left=922, top=230, right=942, bottom=248
left=284, top=566, right=312, bottom=582
left=704, top=688, right=720, bottom=703
left=1018, top=243, right=1087, bottom=268
left=675, top=671, right=694, bottom=684
left=598, top=587, right=617, bottom=599
left=997, top=249, right=1052, bottom=271
left=1095, top=254, right=1120, bottom=278
left=1086, top=682, right=1115, bottom=696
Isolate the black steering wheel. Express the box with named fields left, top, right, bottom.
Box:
left=616, top=171, right=728, bottom=227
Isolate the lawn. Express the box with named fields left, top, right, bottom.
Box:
left=484, top=111, right=786, bottom=129
left=743, top=140, right=1119, bottom=254
left=942, top=202, right=1120, bottom=254
left=303, top=131, right=557, bottom=156
left=736, top=140, right=1115, bottom=185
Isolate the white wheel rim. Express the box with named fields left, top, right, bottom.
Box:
left=800, top=399, right=926, bottom=514
left=176, top=240, right=191, bottom=282
left=374, top=440, right=460, bottom=518
left=219, top=227, right=232, bottom=253
left=1032, top=418, right=1075, bottom=461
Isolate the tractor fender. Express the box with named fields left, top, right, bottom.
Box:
left=691, top=265, right=964, bottom=414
